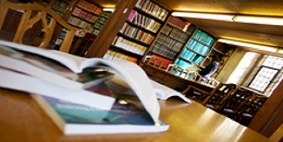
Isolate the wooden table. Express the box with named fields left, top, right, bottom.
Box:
left=0, top=88, right=268, bottom=142
left=141, top=63, right=215, bottom=92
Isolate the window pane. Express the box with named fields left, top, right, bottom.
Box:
left=263, top=56, right=283, bottom=69
left=249, top=67, right=278, bottom=92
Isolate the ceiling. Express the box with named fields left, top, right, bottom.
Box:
left=156, top=0, right=283, bottom=51
left=96, top=0, right=283, bottom=52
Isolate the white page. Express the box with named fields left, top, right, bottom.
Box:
left=151, top=80, right=191, bottom=103
left=0, top=68, right=115, bottom=110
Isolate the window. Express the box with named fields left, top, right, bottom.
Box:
left=248, top=56, right=283, bottom=93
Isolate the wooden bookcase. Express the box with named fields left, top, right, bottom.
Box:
left=174, top=28, right=216, bottom=69
left=33, top=0, right=114, bottom=53
left=67, top=0, right=102, bottom=35
left=143, top=16, right=196, bottom=68
left=91, top=11, right=112, bottom=36
left=102, top=0, right=170, bottom=63
left=33, top=0, right=72, bottom=17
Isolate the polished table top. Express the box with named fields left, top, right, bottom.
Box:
left=0, top=88, right=268, bottom=142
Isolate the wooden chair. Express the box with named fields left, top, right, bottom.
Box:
left=166, top=64, right=184, bottom=76
left=202, top=83, right=237, bottom=109
left=181, top=85, right=208, bottom=103
left=218, top=88, right=254, bottom=119
left=0, top=1, right=76, bottom=52
left=182, top=83, right=237, bottom=105
left=144, top=55, right=164, bottom=68
left=236, top=94, right=268, bottom=126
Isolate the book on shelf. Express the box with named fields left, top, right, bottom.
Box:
left=0, top=40, right=163, bottom=124
left=31, top=81, right=169, bottom=135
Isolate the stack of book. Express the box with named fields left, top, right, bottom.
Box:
left=0, top=40, right=192, bottom=135
left=0, top=40, right=174, bottom=135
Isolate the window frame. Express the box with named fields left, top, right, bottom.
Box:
left=248, top=65, right=280, bottom=93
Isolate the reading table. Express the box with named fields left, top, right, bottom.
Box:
left=141, top=63, right=215, bottom=92
left=0, top=88, right=268, bottom=142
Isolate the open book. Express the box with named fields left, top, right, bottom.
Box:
left=151, top=81, right=191, bottom=103
left=31, top=83, right=169, bottom=135
left=0, top=67, right=115, bottom=110
left=0, top=40, right=160, bottom=123
left=0, top=41, right=114, bottom=90
left=104, top=76, right=191, bottom=104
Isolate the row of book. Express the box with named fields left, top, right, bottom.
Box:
left=174, top=58, right=195, bottom=69
left=51, top=0, right=69, bottom=14
left=35, top=0, right=49, bottom=7
left=103, top=50, right=137, bottom=63
left=168, top=28, right=190, bottom=44
left=185, top=39, right=211, bottom=56
left=150, top=43, right=178, bottom=60
left=148, top=54, right=173, bottom=68
left=72, top=7, right=99, bottom=23
left=68, top=16, right=92, bottom=29
left=135, top=0, right=169, bottom=21
left=180, top=50, right=205, bottom=65
left=161, top=25, right=190, bottom=44
left=34, top=0, right=69, bottom=17
left=77, top=0, right=102, bottom=15
left=92, top=11, right=112, bottom=35
left=90, top=28, right=100, bottom=36
left=120, top=23, right=155, bottom=45
left=155, top=34, right=184, bottom=52
left=192, top=29, right=215, bottom=47
left=112, top=36, right=147, bottom=56
left=127, top=10, right=161, bottom=33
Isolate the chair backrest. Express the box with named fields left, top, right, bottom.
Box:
left=0, top=1, right=76, bottom=52
left=203, top=83, right=237, bottom=105
left=238, top=94, right=268, bottom=119
left=144, top=55, right=164, bottom=68
left=166, top=64, right=184, bottom=76
left=220, top=88, right=254, bottom=113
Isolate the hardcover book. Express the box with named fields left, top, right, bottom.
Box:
left=31, top=82, right=169, bottom=135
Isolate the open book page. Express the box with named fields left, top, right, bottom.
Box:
left=151, top=80, right=191, bottom=103
left=0, top=67, right=115, bottom=110
left=0, top=41, right=115, bottom=90
left=102, top=67, right=160, bottom=124
left=0, top=40, right=87, bottom=73
left=0, top=40, right=160, bottom=124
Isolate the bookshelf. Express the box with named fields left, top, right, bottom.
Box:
left=34, top=0, right=71, bottom=17
left=104, top=0, right=170, bottom=63
left=91, top=11, right=112, bottom=36
left=174, top=28, right=216, bottom=69
left=67, top=0, right=102, bottom=35
left=144, top=17, right=196, bottom=68
left=70, top=9, right=113, bottom=55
